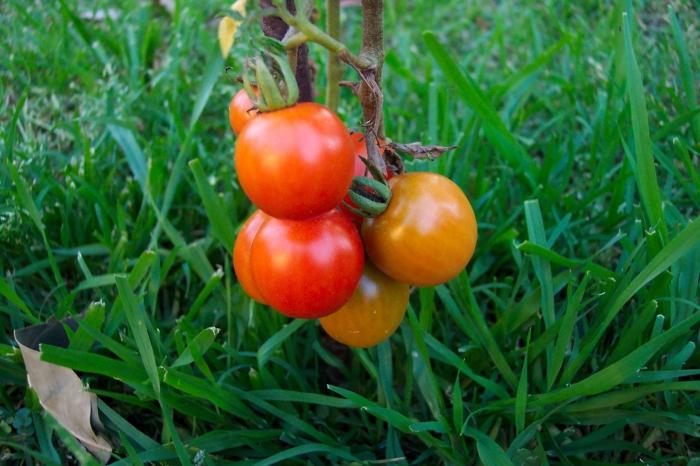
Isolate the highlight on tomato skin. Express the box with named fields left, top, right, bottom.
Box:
left=228, top=88, right=259, bottom=135
left=232, top=210, right=269, bottom=303
left=249, top=209, right=364, bottom=319
left=361, top=172, right=478, bottom=287
left=234, top=102, right=355, bottom=220
left=319, top=263, right=409, bottom=348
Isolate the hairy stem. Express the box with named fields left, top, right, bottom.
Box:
left=274, top=0, right=371, bottom=69
left=359, top=0, right=385, bottom=172
left=325, top=0, right=341, bottom=112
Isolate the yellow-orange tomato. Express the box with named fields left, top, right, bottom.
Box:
left=320, top=264, right=409, bottom=348
left=228, top=89, right=258, bottom=135
left=361, top=172, right=477, bottom=286
left=232, top=210, right=268, bottom=303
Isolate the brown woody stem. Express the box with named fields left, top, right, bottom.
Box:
left=325, top=0, right=341, bottom=112
left=358, top=0, right=386, bottom=173
left=273, top=0, right=371, bottom=69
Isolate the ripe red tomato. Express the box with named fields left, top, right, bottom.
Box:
left=228, top=88, right=258, bottom=135
left=235, top=103, right=354, bottom=220
left=232, top=210, right=268, bottom=303
left=362, top=172, right=477, bottom=286
left=319, top=263, right=409, bottom=348
left=250, top=209, right=364, bottom=318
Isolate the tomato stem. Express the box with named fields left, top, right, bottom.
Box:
left=345, top=176, right=392, bottom=218
left=325, top=0, right=341, bottom=112
left=272, top=0, right=372, bottom=70
left=244, top=52, right=299, bottom=111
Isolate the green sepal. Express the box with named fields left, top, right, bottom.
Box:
left=345, top=176, right=392, bottom=218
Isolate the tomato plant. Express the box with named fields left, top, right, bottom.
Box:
left=235, top=102, right=355, bottom=220
left=250, top=209, right=364, bottom=318
left=362, top=172, right=477, bottom=286
left=228, top=88, right=258, bottom=135
left=232, top=210, right=268, bottom=303
left=319, top=263, right=409, bottom=348
left=340, top=132, right=393, bottom=223
left=348, top=132, right=390, bottom=178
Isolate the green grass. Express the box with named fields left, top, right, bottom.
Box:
left=1, top=0, right=699, bottom=464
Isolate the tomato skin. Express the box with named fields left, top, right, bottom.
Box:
left=320, top=263, right=409, bottom=348
left=362, top=172, right=477, bottom=286
left=235, top=103, right=354, bottom=220
left=250, top=209, right=364, bottom=318
left=232, top=210, right=268, bottom=303
left=228, top=89, right=258, bottom=135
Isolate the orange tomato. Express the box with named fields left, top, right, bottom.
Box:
left=228, top=88, right=258, bottom=135
left=361, top=172, right=477, bottom=286
left=320, top=263, right=409, bottom=348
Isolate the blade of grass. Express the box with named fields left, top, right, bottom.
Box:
left=442, top=280, right=518, bottom=388
left=0, top=277, right=39, bottom=323
left=107, top=124, right=147, bottom=191
left=257, top=319, right=306, bottom=367
left=534, top=307, right=700, bottom=407
left=253, top=443, right=357, bottom=466
left=550, top=273, right=589, bottom=387
left=461, top=426, right=514, bottom=466
left=622, top=12, right=667, bottom=247
left=189, top=158, right=236, bottom=249
left=423, top=31, right=537, bottom=188
left=115, top=276, right=160, bottom=396
left=668, top=6, right=700, bottom=144
left=171, top=326, right=219, bottom=368
left=561, top=216, right=700, bottom=383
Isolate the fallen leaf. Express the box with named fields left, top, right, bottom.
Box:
left=15, top=319, right=112, bottom=464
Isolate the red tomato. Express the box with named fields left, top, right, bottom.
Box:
left=232, top=210, right=268, bottom=303
left=235, top=103, right=354, bottom=220
left=320, top=263, right=409, bottom=348
left=250, top=209, right=364, bottom=318
left=228, top=88, right=258, bottom=135
left=362, top=172, right=478, bottom=286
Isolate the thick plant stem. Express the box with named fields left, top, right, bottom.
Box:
left=359, top=0, right=386, bottom=172
left=325, top=0, right=341, bottom=112
left=274, top=0, right=371, bottom=69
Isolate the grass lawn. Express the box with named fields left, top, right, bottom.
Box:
left=1, top=0, right=699, bottom=464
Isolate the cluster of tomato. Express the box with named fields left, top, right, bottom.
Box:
left=228, top=86, right=477, bottom=348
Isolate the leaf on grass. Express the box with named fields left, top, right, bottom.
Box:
left=218, top=0, right=247, bottom=58
left=14, top=319, right=112, bottom=463
left=171, top=327, right=220, bottom=368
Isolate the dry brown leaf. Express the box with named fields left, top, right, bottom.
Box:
left=15, top=320, right=112, bottom=464
left=218, top=0, right=248, bottom=58
left=387, top=141, right=457, bottom=160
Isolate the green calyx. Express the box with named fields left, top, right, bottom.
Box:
left=343, top=175, right=392, bottom=218
left=243, top=52, right=299, bottom=112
